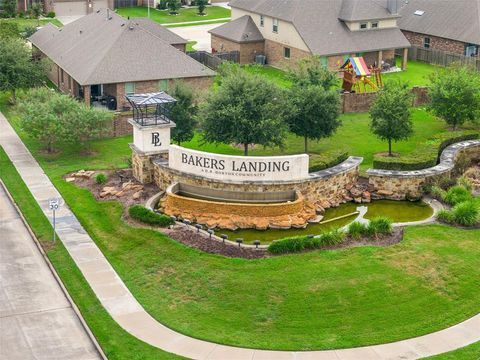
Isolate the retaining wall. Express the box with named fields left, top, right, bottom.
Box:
left=367, top=140, right=480, bottom=200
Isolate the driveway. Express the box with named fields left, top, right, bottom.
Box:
left=169, top=23, right=223, bottom=51
left=0, top=184, right=102, bottom=360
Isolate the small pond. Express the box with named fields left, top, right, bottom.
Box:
left=218, top=200, right=434, bottom=244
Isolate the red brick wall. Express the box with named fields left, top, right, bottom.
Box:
left=402, top=30, right=466, bottom=55
left=264, top=39, right=310, bottom=69
left=211, top=35, right=265, bottom=64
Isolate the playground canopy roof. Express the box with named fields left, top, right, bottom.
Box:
left=341, top=57, right=371, bottom=76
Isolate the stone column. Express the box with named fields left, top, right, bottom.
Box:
left=377, top=50, right=383, bottom=66
left=83, top=85, right=91, bottom=107
left=401, top=48, right=408, bottom=70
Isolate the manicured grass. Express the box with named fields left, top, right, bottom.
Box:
left=0, top=17, right=63, bottom=31
left=185, top=109, right=460, bottom=173
left=0, top=147, right=183, bottom=360
left=164, top=19, right=229, bottom=28
left=2, top=95, right=480, bottom=353
left=186, top=40, right=197, bottom=52
left=116, top=6, right=230, bottom=25
left=427, top=342, right=480, bottom=359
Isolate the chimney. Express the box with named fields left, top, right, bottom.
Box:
left=387, top=0, right=398, bottom=14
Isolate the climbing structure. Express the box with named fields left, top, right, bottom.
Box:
left=340, top=57, right=383, bottom=93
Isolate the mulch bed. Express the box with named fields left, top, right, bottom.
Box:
left=161, top=226, right=405, bottom=259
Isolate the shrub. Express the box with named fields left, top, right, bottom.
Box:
left=95, top=173, right=107, bottom=185
left=443, top=185, right=471, bottom=206
left=367, top=217, right=393, bottom=236
left=46, top=11, right=55, bottom=18
left=437, top=209, right=454, bottom=224
left=347, top=221, right=367, bottom=239
left=457, top=176, right=473, bottom=192
left=430, top=185, right=446, bottom=201
left=319, top=228, right=345, bottom=245
left=128, top=205, right=174, bottom=227
left=451, top=201, right=479, bottom=226
left=309, top=150, right=348, bottom=172
left=268, top=228, right=344, bottom=254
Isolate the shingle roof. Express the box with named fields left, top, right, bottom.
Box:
left=398, top=0, right=480, bottom=45
left=29, top=9, right=214, bottom=86
left=339, top=0, right=399, bottom=21
left=208, top=15, right=264, bottom=43
left=131, top=17, right=187, bottom=45
left=228, top=0, right=410, bottom=56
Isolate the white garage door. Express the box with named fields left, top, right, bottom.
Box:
left=92, top=0, right=108, bottom=12
left=54, top=1, right=87, bottom=16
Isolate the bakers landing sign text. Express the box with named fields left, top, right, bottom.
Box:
left=168, top=145, right=309, bottom=182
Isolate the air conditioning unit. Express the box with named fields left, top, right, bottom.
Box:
left=255, top=54, right=266, bottom=65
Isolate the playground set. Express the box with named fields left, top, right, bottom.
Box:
left=340, top=57, right=383, bottom=93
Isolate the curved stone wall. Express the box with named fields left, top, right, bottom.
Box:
left=160, top=183, right=316, bottom=230
left=367, top=140, right=480, bottom=200
left=153, top=156, right=363, bottom=211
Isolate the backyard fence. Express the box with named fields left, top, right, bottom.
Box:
left=187, top=50, right=240, bottom=70
left=407, top=46, right=480, bottom=70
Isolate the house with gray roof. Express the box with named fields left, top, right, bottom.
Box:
left=209, top=0, right=410, bottom=69
left=29, top=9, right=215, bottom=110
left=398, top=0, right=480, bottom=57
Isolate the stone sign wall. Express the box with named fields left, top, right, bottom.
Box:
left=168, top=145, right=310, bottom=183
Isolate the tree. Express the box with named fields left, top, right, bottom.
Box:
left=202, top=65, right=287, bottom=156
left=428, top=65, right=480, bottom=130
left=369, top=81, right=414, bottom=156
left=0, top=38, right=46, bottom=100
left=167, top=0, right=180, bottom=14
left=17, top=88, right=112, bottom=153
left=31, top=2, right=43, bottom=26
left=196, top=0, right=207, bottom=15
left=2, top=0, right=17, bottom=17
left=0, top=22, right=20, bottom=38
left=287, top=56, right=338, bottom=89
left=287, top=85, right=341, bottom=154
left=169, top=81, right=198, bottom=145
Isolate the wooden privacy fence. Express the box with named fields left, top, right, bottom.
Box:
left=187, top=51, right=240, bottom=70
left=408, top=46, right=480, bottom=70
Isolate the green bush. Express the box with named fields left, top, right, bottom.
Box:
left=95, top=173, right=108, bottom=185
left=319, top=228, right=345, bottom=245
left=268, top=228, right=345, bottom=254
left=430, top=185, right=446, bottom=201
left=46, top=11, right=55, bottom=18
left=373, top=131, right=479, bottom=171
left=444, top=185, right=471, bottom=206
left=309, top=150, right=348, bottom=173
left=437, top=209, right=454, bottom=224
left=128, top=205, right=174, bottom=227
left=347, top=221, right=368, bottom=239
left=367, top=217, right=393, bottom=236
left=452, top=201, right=479, bottom=226
left=457, top=176, right=473, bottom=192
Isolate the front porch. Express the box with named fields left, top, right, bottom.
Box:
left=81, top=83, right=120, bottom=111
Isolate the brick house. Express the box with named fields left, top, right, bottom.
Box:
left=209, top=0, right=410, bottom=70
left=29, top=9, right=215, bottom=111
left=398, top=0, right=480, bottom=57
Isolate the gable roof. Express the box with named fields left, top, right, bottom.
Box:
left=29, top=9, right=214, bottom=86
left=398, top=0, right=480, bottom=45
left=208, top=15, right=264, bottom=43
left=228, top=0, right=410, bottom=56
left=130, top=17, right=187, bottom=45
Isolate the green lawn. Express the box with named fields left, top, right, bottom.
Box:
left=244, top=59, right=438, bottom=89
left=186, top=40, right=197, bottom=52
left=116, top=6, right=230, bottom=25
left=0, top=17, right=63, bottom=31
left=2, top=94, right=480, bottom=354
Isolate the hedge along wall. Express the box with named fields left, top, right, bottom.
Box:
left=367, top=140, right=480, bottom=200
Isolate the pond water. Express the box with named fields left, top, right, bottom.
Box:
left=218, top=200, right=433, bottom=244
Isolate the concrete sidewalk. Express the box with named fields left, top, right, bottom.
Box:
left=0, top=184, right=102, bottom=360
left=1, top=111, right=479, bottom=359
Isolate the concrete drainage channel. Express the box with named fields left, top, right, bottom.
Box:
left=145, top=192, right=443, bottom=250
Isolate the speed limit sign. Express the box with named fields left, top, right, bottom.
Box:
left=48, top=198, right=61, bottom=242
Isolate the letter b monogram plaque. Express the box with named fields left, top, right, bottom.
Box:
left=151, top=132, right=162, bottom=147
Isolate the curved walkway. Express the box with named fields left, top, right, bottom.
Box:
left=1, top=113, right=479, bottom=360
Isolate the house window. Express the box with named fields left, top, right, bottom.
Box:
left=360, top=22, right=368, bottom=30
left=423, top=37, right=431, bottom=49
left=283, top=47, right=290, bottom=59
left=60, top=69, right=64, bottom=84
left=260, top=15, right=264, bottom=27
left=465, top=44, right=478, bottom=57
left=272, top=18, right=279, bottom=33
left=159, top=79, right=168, bottom=92
left=371, top=22, right=378, bottom=28
left=125, top=82, right=135, bottom=95
left=320, top=56, right=328, bottom=67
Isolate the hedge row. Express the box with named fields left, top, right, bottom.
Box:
left=128, top=205, right=174, bottom=227
left=373, top=131, right=479, bottom=171
left=309, top=150, right=349, bottom=173
left=268, top=229, right=345, bottom=254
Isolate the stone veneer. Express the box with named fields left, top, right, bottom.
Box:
left=367, top=140, right=480, bottom=200
left=153, top=156, right=362, bottom=211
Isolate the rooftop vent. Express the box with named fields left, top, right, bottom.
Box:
left=414, top=10, right=425, bottom=16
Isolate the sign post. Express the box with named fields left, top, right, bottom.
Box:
left=48, top=198, right=60, bottom=243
